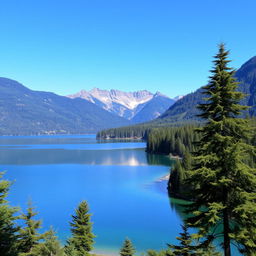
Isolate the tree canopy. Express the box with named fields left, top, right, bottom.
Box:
left=185, top=44, right=256, bottom=256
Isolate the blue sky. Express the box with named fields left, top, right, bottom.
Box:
left=0, top=0, right=255, bottom=98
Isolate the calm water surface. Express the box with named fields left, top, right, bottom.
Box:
left=0, top=135, right=239, bottom=255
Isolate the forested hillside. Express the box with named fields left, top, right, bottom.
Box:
left=146, top=125, right=199, bottom=156
left=0, top=78, right=130, bottom=135
left=157, top=56, right=256, bottom=123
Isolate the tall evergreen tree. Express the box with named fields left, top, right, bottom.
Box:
left=0, top=172, right=19, bottom=256
left=65, top=200, right=95, bottom=256
left=120, top=238, right=135, bottom=256
left=18, top=202, right=48, bottom=255
left=185, top=44, right=256, bottom=256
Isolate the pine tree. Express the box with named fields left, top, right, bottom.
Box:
left=65, top=240, right=80, bottom=256
left=196, top=243, right=221, bottom=256
left=185, top=44, right=256, bottom=256
left=168, top=225, right=197, bottom=256
left=168, top=160, right=183, bottom=194
left=168, top=225, right=220, bottom=256
left=147, top=249, right=174, bottom=256
left=120, top=238, right=135, bottom=256
left=40, top=228, right=64, bottom=256
left=66, top=200, right=95, bottom=256
left=182, top=151, right=192, bottom=171
left=18, top=202, right=48, bottom=255
left=0, top=172, right=19, bottom=256
left=27, top=227, right=64, bottom=256
left=168, top=151, right=193, bottom=197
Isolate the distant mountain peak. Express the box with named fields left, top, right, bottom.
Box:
left=154, top=91, right=168, bottom=98
left=68, top=88, right=154, bottom=112
left=67, top=88, right=177, bottom=122
left=0, top=78, right=130, bottom=135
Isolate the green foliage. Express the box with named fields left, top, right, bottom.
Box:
left=0, top=172, right=19, bottom=256
left=196, top=243, right=221, bottom=256
left=168, top=152, right=192, bottom=198
left=168, top=151, right=193, bottom=199
left=168, top=225, right=197, bottom=256
left=18, top=202, right=48, bottom=255
left=97, top=124, right=153, bottom=140
left=167, top=118, right=256, bottom=199
left=21, top=228, right=64, bottom=256
left=168, top=225, right=221, bottom=256
left=168, top=160, right=184, bottom=196
left=145, top=249, right=173, bottom=256
left=65, top=201, right=95, bottom=256
left=64, top=240, right=80, bottom=256
left=98, top=123, right=200, bottom=157
left=185, top=44, right=256, bottom=255
left=146, top=125, right=199, bottom=157
left=120, top=238, right=135, bottom=256
left=97, top=119, right=199, bottom=141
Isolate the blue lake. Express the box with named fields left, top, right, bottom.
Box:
left=0, top=135, right=239, bottom=255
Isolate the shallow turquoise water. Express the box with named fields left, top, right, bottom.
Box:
left=0, top=135, right=239, bottom=255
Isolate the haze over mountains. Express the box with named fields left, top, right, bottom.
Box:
left=67, top=88, right=177, bottom=122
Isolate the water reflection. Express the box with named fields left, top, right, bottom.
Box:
left=0, top=147, right=175, bottom=167
left=0, top=135, right=175, bottom=167
left=147, top=153, right=175, bottom=166
left=0, top=135, right=96, bottom=145
left=0, top=135, right=143, bottom=146
left=169, top=197, right=191, bottom=221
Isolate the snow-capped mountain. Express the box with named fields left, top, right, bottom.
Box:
left=67, top=88, right=177, bottom=123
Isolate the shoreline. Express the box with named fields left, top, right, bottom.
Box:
left=155, top=173, right=170, bottom=183
left=92, top=250, right=118, bottom=256
left=97, top=137, right=144, bottom=141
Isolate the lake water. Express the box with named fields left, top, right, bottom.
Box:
left=0, top=135, right=239, bottom=255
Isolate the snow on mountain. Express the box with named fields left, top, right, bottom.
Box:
left=68, top=88, right=154, bottom=111
left=67, top=88, right=179, bottom=122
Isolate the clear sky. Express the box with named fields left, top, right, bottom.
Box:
left=0, top=0, right=255, bottom=98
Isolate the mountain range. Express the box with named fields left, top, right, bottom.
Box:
left=67, top=88, right=177, bottom=123
left=0, top=78, right=177, bottom=135
left=97, top=55, right=256, bottom=139
left=1, top=55, right=254, bottom=136
left=0, top=78, right=130, bottom=135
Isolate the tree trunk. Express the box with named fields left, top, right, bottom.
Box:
left=223, top=200, right=231, bottom=256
